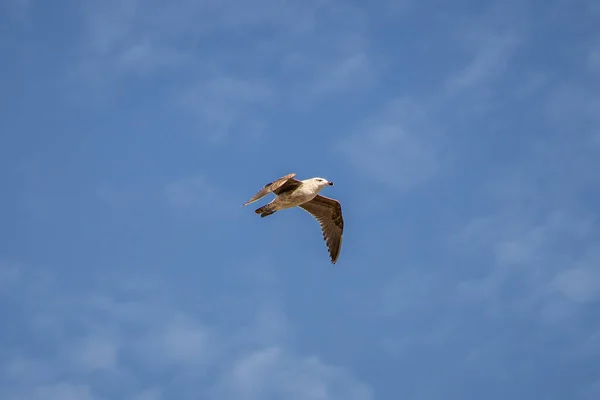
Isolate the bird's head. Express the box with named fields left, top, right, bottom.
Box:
left=311, top=177, right=334, bottom=188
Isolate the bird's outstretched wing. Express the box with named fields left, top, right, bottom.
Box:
left=299, top=194, right=344, bottom=264
left=242, top=173, right=302, bottom=206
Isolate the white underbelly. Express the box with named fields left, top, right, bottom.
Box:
left=275, top=190, right=317, bottom=208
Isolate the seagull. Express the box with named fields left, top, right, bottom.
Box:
left=242, top=173, right=344, bottom=264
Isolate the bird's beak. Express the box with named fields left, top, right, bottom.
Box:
left=328, top=181, right=334, bottom=186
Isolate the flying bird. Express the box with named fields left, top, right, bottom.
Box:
left=243, top=173, right=344, bottom=264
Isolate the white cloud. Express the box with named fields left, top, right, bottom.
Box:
left=162, top=175, right=221, bottom=217
left=337, top=14, right=523, bottom=195
left=301, top=52, right=373, bottom=103
left=218, top=347, right=374, bottom=400
left=95, top=176, right=231, bottom=219
left=553, top=267, right=600, bottom=303
left=80, top=0, right=190, bottom=75
left=3, top=357, right=57, bottom=385
left=338, top=97, right=439, bottom=191
left=454, top=211, right=597, bottom=307
left=228, top=347, right=281, bottom=398
left=446, top=31, right=519, bottom=92
left=176, top=77, right=274, bottom=142
left=70, top=0, right=376, bottom=138
left=134, top=388, right=163, bottom=400
left=447, top=58, right=600, bottom=316
left=77, top=0, right=336, bottom=79
left=72, top=336, right=120, bottom=372
left=0, top=265, right=371, bottom=399
left=160, top=318, right=213, bottom=365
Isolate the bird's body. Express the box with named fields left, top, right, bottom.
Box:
left=243, top=173, right=344, bottom=264
left=265, top=179, right=322, bottom=210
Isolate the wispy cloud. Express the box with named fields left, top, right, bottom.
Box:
left=71, top=336, right=120, bottom=372
left=176, top=77, right=274, bottom=142
left=553, top=265, right=600, bottom=303
left=216, top=347, right=374, bottom=400
left=337, top=97, right=440, bottom=192
left=299, top=51, right=375, bottom=105
left=356, top=5, right=600, bottom=397
left=0, top=263, right=372, bottom=400
left=70, top=0, right=376, bottom=140
left=445, top=31, right=519, bottom=93
left=445, top=56, right=600, bottom=332
left=337, top=8, right=524, bottom=196
left=162, top=174, right=233, bottom=220
left=453, top=208, right=598, bottom=312
left=94, top=174, right=238, bottom=224
left=5, top=1, right=600, bottom=399
left=79, top=0, right=192, bottom=76
left=151, top=315, right=215, bottom=366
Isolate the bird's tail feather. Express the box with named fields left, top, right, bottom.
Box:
left=255, top=204, right=276, bottom=218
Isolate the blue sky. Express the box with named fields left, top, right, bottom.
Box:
left=1, top=0, right=600, bottom=399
